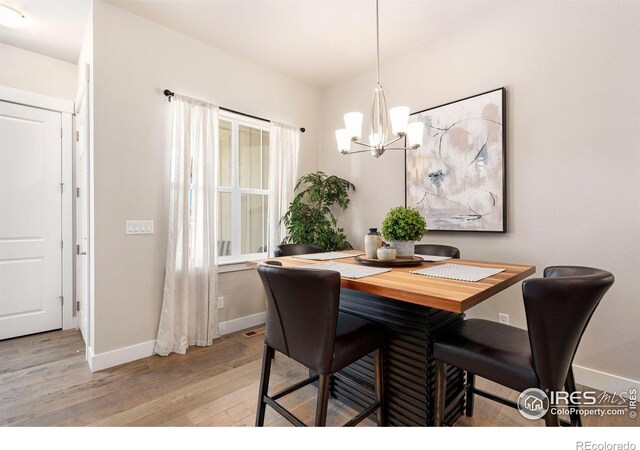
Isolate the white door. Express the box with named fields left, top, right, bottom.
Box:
left=0, top=101, right=62, bottom=340
left=75, top=93, right=89, bottom=342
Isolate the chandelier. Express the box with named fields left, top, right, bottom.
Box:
left=335, top=0, right=424, bottom=158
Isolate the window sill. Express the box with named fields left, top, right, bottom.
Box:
left=218, top=259, right=262, bottom=273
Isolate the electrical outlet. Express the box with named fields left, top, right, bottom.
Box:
left=217, top=296, right=224, bottom=309
left=498, top=313, right=509, bottom=325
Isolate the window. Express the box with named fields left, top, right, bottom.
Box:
left=217, top=113, right=269, bottom=263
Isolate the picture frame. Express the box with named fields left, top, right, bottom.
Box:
left=405, top=88, right=506, bottom=233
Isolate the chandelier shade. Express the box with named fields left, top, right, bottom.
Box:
left=390, top=106, right=410, bottom=136
left=335, top=129, right=351, bottom=153
left=344, top=112, right=364, bottom=140
left=407, top=122, right=425, bottom=148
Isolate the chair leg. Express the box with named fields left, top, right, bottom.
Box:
left=255, top=345, right=275, bottom=427
left=315, top=374, right=331, bottom=426
left=465, top=372, right=475, bottom=417
left=544, top=409, right=560, bottom=427
left=565, top=366, right=582, bottom=427
left=374, top=348, right=385, bottom=426
left=434, top=360, right=447, bottom=426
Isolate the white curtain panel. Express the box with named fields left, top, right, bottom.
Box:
left=268, top=122, right=300, bottom=256
left=155, top=94, right=220, bottom=356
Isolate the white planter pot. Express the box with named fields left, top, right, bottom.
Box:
left=390, top=240, right=414, bottom=258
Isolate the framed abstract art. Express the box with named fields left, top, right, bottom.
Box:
left=405, top=88, right=506, bottom=232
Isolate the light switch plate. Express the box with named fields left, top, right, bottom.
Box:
left=126, top=220, right=154, bottom=235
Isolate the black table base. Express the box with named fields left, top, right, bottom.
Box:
left=332, top=288, right=466, bottom=426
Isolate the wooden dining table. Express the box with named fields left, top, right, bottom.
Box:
left=247, top=250, right=535, bottom=426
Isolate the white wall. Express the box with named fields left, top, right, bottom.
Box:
left=319, top=1, right=640, bottom=384
left=91, top=0, right=320, bottom=355
left=0, top=42, right=77, bottom=100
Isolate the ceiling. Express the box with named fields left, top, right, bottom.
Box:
left=107, top=0, right=508, bottom=88
left=0, top=0, right=507, bottom=84
left=0, top=0, right=90, bottom=63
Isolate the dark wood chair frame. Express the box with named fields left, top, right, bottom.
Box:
left=256, top=346, right=384, bottom=427
left=434, top=365, right=582, bottom=427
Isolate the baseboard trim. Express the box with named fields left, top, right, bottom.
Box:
left=573, top=364, right=640, bottom=394
left=88, top=340, right=156, bottom=372
left=86, top=312, right=267, bottom=372
left=86, top=345, right=93, bottom=369
left=218, top=311, right=266, bottom=336
left=84, top=315, right=639, bottom=393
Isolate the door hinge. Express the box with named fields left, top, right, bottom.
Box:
left=76, top=131, right=79, bottom=142
left=61, top=128, right=63, bottom=138
left=60, top=182, right=64, bottom=193
left=58, top=295, right=64, bottom=305
left=61, top=240, right=64, bottom=249
left=76, top=187, right=80, bottom=197
left=76, top=244, right=80, bottom=255
left=76, top=301, right=80, bottom=312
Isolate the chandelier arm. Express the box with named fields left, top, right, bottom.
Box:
left=352, top=140, right=374, bottom=149
left=383, top=147, right=418, bottom=151
left=382, top=135, right=404, bottom=147
left=344, top=148, right=374, bottom=155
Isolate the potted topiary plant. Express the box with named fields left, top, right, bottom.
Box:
left=381, top=206, right=427, bottom=257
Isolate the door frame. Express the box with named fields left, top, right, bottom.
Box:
left=0, top=85, right=76, bottom=332
left=74, top=65, right=92, bottom=349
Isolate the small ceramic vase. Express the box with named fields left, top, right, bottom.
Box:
left=364, top=228, right=383, bottom=259
left=377, top=244, right=397, bottom=261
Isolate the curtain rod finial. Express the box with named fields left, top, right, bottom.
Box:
left=163, top=89, right=175, bottom=102
left=300, top=127, right=305, bottom=133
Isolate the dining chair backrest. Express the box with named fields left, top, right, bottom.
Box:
left=256, top=261, right=342, bottom=374
left=414, top=244, right=461, bottom=259
left=522, top=266, right=614, bottom=392
left=273, top=243, right=323, bottom=257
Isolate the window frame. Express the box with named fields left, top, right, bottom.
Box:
left=217, top=111, right=270, bottom=265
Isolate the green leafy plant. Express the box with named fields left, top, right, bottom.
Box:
left=280, top=171, right=356, bottom=251
left=381, top=206, right=427, bottom=242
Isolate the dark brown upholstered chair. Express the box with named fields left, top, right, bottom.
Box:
left=414, top=244, right=460, bottom=259
left=273, top=243, right=323, bottom=258
left=433, top=266, right=614, bottom=427
left=255, top=261, right=385, bottom=427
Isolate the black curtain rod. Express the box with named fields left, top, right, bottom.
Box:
left=163, top=89, right=305, bottom=133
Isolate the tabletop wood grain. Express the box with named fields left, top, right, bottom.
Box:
left=246, top=250, right=536, bottom=313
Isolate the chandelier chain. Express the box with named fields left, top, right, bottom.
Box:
left=376, top=0, right=380, bottom=84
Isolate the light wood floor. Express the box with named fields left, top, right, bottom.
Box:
left=0, top=328, right=636, bottom=427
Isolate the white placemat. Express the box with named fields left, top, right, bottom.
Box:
left=411, top=263, right=505, bottom=282
left=292, top=252, right=355, bottom=261
left=415, top=254, right=452, bottom=262
left=299, top=261, right=390, bottom=279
